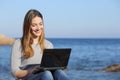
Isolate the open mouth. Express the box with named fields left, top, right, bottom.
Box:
left=34, top=29, right=40, bottom=33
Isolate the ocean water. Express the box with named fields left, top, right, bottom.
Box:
left=0, top=38, right=120, bottom=80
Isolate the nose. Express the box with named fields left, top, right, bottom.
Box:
left=36, top=25, right=41, bottom=30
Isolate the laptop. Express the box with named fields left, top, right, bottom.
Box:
left=32, top=48, right=71, bottom=74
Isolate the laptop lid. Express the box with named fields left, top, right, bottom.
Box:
left=40, top=48, right=71, bottom=70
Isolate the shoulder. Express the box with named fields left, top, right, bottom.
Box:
left=12, top=39, right=22, bottom=48
left=13, top=39, right=21, bottom=45
left=44, top=39, right=54, bottom=48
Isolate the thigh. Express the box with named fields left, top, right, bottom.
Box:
left=22, top=70, right=54, bottom=80
left=22, top=74, right=40, bottom=80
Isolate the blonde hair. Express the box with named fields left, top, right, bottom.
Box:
left=21, top=9, right=45, bottom=59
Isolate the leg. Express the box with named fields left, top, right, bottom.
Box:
left=40, top=70, right=54, bottom=80
left=53, top=70, right=70, bottom=80
left=22, top=70, right=54, bottom=80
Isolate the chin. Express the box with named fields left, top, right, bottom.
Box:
left=32, top=32, right=41, bottom=38
left=35, top=34, right=41, bottom=37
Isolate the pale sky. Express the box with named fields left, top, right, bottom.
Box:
left=0, top=0, right=120, bottom=38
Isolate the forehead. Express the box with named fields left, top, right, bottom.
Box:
left=31, top=16, right=43, bottom=23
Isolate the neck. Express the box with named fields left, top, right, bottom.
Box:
left=33, top=37, right=39, bottom=44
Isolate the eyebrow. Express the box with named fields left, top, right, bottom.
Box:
left=32, top=22, right=43, bottom=24
left=31, top=22, right=43, bottom=25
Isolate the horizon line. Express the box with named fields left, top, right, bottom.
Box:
left=14, top=37, right=120, bottom=39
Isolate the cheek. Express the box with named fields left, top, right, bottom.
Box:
left=31, top=27, right=36, bottom=31
left=41, top=26, right=44, bottom=29
left=30, top=28, right=35, bottom=34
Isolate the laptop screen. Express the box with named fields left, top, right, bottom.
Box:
left=40, top=48, right=71, bottom=69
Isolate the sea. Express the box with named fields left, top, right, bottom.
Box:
left=0, top=38, right=120, bottom=80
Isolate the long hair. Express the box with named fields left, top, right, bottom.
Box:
left=21, top=9, right=45, bottom=59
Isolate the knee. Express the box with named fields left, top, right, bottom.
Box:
left=54, top=69, right=64, bottom=75
left=53, top=70, right=69, bottom=80
left=41, top=70, right=53, bottom=79
left=42, top=70, right=52, bottom=76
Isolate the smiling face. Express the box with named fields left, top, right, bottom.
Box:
left=30, top=16, right=44, bottom=38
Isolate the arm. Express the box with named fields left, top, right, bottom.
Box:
left=10, top=40, right=31, bottom=79
left=45, top=39, right=54, bottom=48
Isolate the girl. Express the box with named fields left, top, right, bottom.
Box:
left=11, top=9, right=69, bottom=80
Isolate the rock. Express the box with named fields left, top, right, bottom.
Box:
left=0, top=34, right=15, bottom=45
left=98, top=64, right=120, bottom=72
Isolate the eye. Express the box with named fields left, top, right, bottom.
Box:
left=31, top=24, right=36, bottom=27
left=39, top=23, right=43, bottom=26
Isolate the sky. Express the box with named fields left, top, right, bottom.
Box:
left=0, top=0, right=120, bottom=38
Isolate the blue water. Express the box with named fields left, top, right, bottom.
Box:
left=1, top=38, right=120, bottom=80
